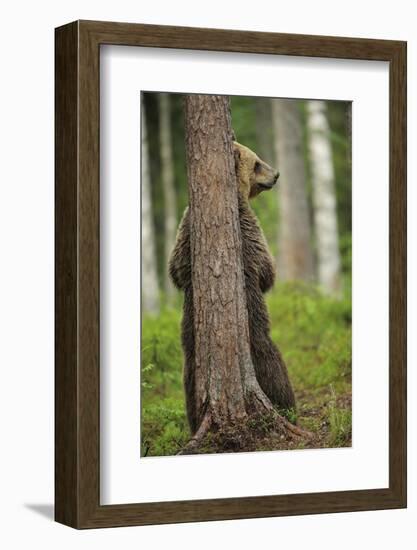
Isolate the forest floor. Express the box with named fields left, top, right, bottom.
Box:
left=141, top=281, right=352, bottom=457
left=253, top=388, right=352, bottom=453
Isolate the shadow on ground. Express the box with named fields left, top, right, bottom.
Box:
left=24, top=504, right=54, bottom=521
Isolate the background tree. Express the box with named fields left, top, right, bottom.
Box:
left=271, top=98, right=315, bottom=282
left=141, top=105, right=160, bottom=315
left=306, top=100, right=342, bottom=295
left=183, top=94, right=300, bottom=450
left=159, top=92, right=178, bottom=302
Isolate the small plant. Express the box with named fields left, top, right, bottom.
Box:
left=277, top=407, right=297, bottom=425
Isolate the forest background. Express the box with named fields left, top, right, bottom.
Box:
left=141, top=93, right=352, bottom=457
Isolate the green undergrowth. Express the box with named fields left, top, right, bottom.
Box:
left=141, top=282, right=352, bottom=456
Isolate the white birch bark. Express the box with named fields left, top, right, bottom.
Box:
left=159, top=93, right=177, bottom=302
left=141, top=105, right=160, bottom=314
left=272, top=99, right=315, bottom=282
left=306, top=100, right=342, bottom=295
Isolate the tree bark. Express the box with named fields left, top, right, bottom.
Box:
left=141, top=105, right=160, bottom=315
left=158, top=93, right=178, bottom=302
left=272, top=99, right=315, bottom=282
left=306, top=100, right=342, bottom=295
left=183, top=95, right=276, bottom=447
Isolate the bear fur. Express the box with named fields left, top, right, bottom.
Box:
left=169, top=141, right=296, bottom=434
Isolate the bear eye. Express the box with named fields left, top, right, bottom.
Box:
left=254, top=161, right=261, bottom=173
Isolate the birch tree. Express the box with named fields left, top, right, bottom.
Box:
left=271, top=99, right=315, bottom=282
left=141, top=105, right=160, bottom=314
left=306, top=100, right=341, bottom=295
left=158, top=93, right=178, bottom=302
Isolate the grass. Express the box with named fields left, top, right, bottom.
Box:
left=141, top=281, right=352, bottom=456
left=327, top=386, right=352, bottom=446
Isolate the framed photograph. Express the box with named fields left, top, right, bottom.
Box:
left=55, top=20, right=406, bottom=528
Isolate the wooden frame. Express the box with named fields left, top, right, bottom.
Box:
left=55, top=20, right=407, bottom=529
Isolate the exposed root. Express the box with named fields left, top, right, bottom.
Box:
left=177, top=413, right=212, bottom=455
left=178, top=408, right=313, bottom=455
left=246, top=385, right=313, bottom=441
left=280, top=416, right=313, bottom=440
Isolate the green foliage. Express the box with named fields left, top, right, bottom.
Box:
left=141, top=399, right=189, bottom=457
left=326, top=101, right=352, bottom=239
left=339, top=233, right=352, bottom=275
left=141, top=283, right=352, bottom=456
left=267, top=282, right=351, bottom=391
left=230, top=95, right=258, bottom=150
left=277, top=407, right=297, bottom=425
left=327, top=386, right=352, bottom=446
left=141, top=305, right=190, bottom=456
left=251, top=191, right=279, bottom=259
left=141, top=305, right=183, bottom=401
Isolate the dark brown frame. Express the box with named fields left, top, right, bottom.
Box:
left=55, top=20, right=407, bottom=529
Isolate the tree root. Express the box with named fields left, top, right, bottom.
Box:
left=178, top=409, right=313, bottom=455
left=177, top=414, right=212, bottom=455
left=280, top=416, right=313, bottom=439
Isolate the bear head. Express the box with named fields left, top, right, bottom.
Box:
left=233, top=141, right=279, bottom=200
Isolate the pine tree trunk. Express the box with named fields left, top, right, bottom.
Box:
left=183, top=95, right=278, bottom=448
left=272, top=99, right=315, bottom=282
left=306, top=100, right=341, bottom=295
left=158, top=93, right=178, bottom=302
left=141, top=105, right=160, bottom=315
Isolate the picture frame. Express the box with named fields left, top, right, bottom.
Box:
left=55, top=20, right=407, bottom=528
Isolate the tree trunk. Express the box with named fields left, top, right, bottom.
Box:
left=141, top=105, right=160, bottom=315
left=184, top=94, right=280, bottom=449
left=306, top=100, right=342, bottom=295
left=158, top=93, right=178, bottom=302
left=272, top=99, right=315, bottom=282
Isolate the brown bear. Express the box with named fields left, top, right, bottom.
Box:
left=169, top=141, right=296, bottom=434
